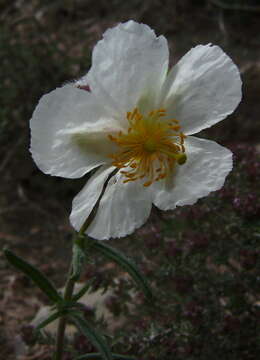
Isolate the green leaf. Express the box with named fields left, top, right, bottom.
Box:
left=90, top=240, right=153, bottom=301
left=36, top=310, right=65, bottom=330
left=71, top=241, right=86, bottom=281
left=4, top=248, right=62, bottom=303
left=72, top=281, right=93, bottom=302
left=70, top=312, right=112, bottom=360
left=76, top=353, right=136, bottom=360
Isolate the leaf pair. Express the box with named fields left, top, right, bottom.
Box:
left=36, top=310, right=136, bottom=360
left=35, top=309, right=113, bottom=360
left=71, top=236, right=154, bottom=303
left=4, top=239, right=152, bottom=360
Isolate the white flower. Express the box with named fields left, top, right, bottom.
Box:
left=30, top=21, right=242, bottom=240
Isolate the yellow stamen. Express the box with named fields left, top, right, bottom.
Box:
left=108, top=107, right=187, bottom=186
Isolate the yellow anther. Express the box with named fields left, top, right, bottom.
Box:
left=171, top=125, right=181, bottom=131
left=125, top=173, right=137, bottom=178
left=176, top=153, right=187, bottom=165
left=155, top=173, right=167, bottom=181
left=108, top=107, right=187, bottom=187
left=123, top=179, right=133, bottom=183
left=169, top=119, right=179, bottom=124
left=130, top=163, right=137, bottom=168
left=143, top=180, right=153, bottom=187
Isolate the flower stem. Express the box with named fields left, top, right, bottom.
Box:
left=53, top=168, right=118, bottom=360
left=54, top=263, right=75, bottom=360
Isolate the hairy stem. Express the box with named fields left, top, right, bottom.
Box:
left=54, top=263, right=75, bottom=360
left=53, top=168, right=118, bottom=360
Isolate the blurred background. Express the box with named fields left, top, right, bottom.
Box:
left=0, top=1, right=259, bottom=359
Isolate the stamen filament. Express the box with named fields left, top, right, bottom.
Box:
left=108, top=107, right=187, bottom=186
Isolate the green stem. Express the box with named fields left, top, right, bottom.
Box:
left=54, top=263, right=75, bottom=360
left=53, top=168, right=118, bottom=360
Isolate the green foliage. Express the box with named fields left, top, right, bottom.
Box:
left=4, top=248, right=62, bottom=303
left=36, top=310, right=66, bottom=331
left=71, top=312, right=113, bottom=360
left=89, top=238, right=154, bottom=301
left=1, top=1, right=259, bottom=359
left=72, top=282, right=94, bottom=302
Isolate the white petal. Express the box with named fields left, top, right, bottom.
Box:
left=160, top=44, right=242, bottom=135
left=30, top=85, right=120, bottom=178
left=70, top=165, right=116, bottom=231
left=85, top=20, right=169, bottom=119
left=153, top=136, right=233, bottom=210
left=71, top=166, right=153, bottom=240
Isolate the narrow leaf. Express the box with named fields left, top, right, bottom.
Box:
left=70, top=312, right=112, bottom=360
left=4, top=248, right=62, bottom=303
left=36, top=310, right=65, bottom=330
left=77, top=353, right=136, bottom=360
left=72, top=281, right=93, bottom=302
left=91, top=241, right=153, bottom=301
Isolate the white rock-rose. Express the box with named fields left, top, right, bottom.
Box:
left=30, top=21, right=242, bottom=240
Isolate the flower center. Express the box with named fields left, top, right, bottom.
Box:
left=108, top=108, right=187, bottom=187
